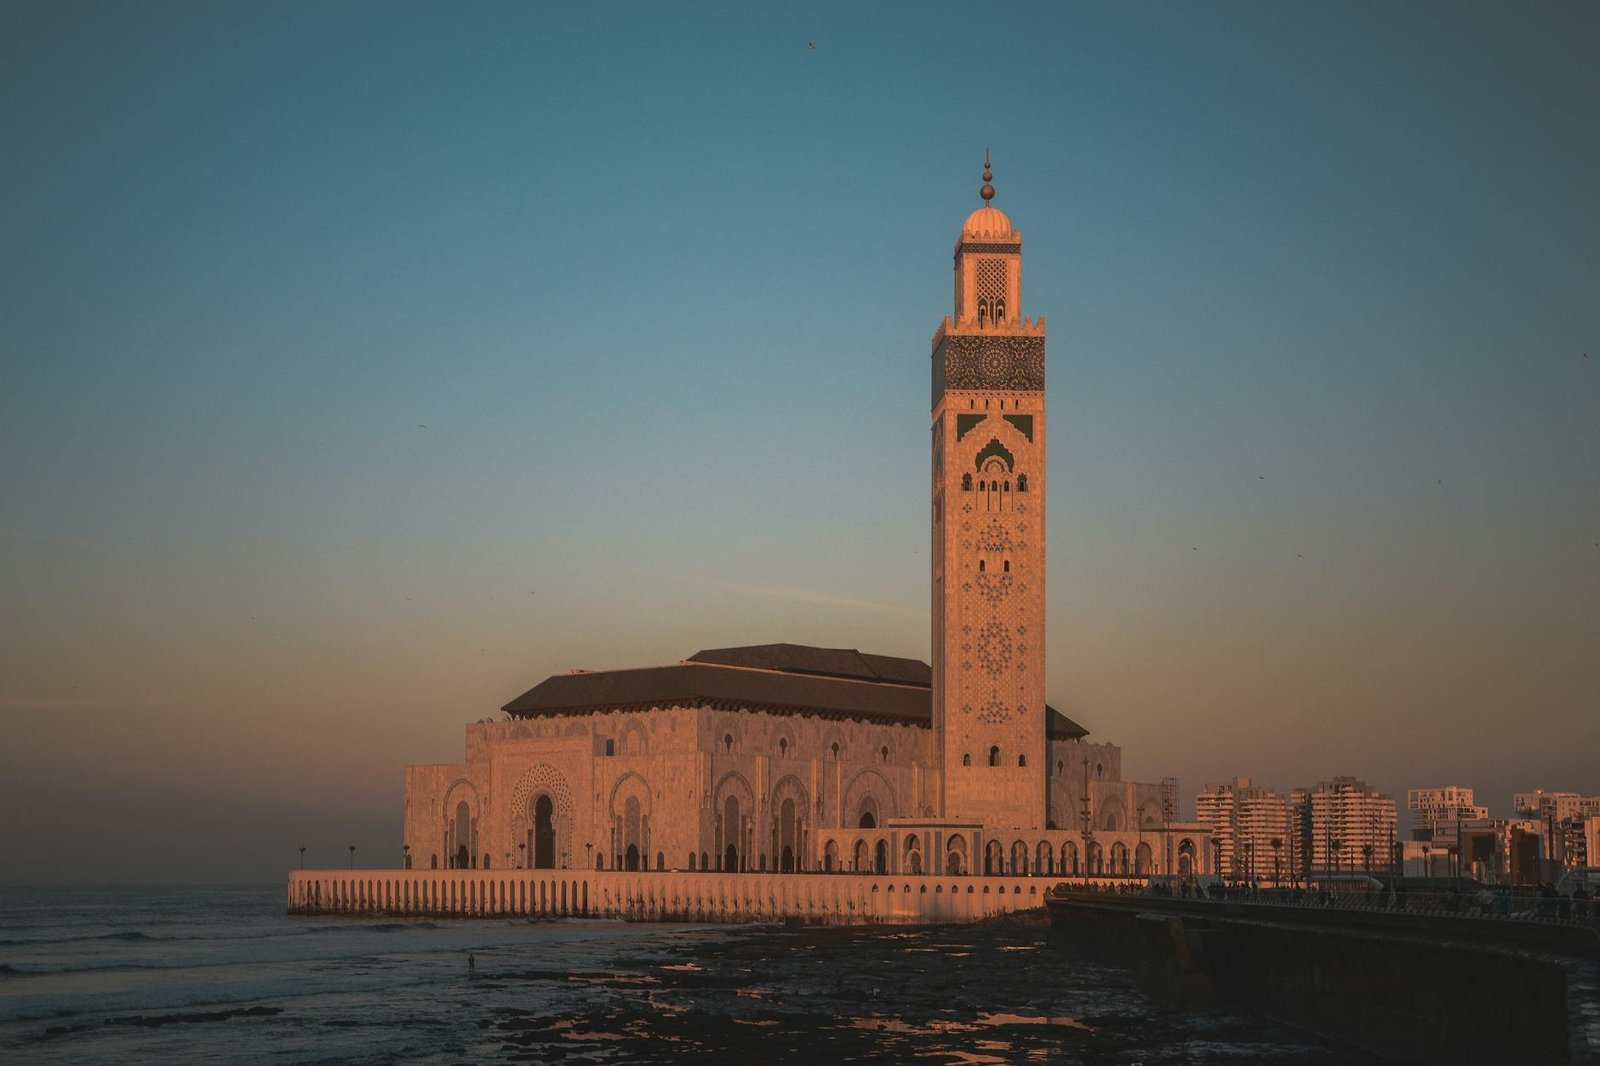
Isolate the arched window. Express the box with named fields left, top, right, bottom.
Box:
left=978, top=559, right=986, bottom=572
left=962, top=473, right=972, bottom=491
left=1002, top=560, right=1010, bottom=572
left=989, top=746, right=1000, bottom=767
left=604, top=738, right=615, bottom=756
left=656, top=851, right=664, bottom=870
left=879, top=745, right=889, bottom=763
left=1096, top=762, right=1103, bottom=778
left=778, top=737, right=788, bottom=758
left=962, top=753, right=972, bottom=766
left=430, top=854, right=438, bottom=869
left=724, top=733, right=733, bottom=752
left=1018, top=754, right=1027, bottom=767
left=1017, top=474, right=1028, bottom=492
left=689, top=852, right=696, bottom=870
left=1004, top=480, right=1010, bottom=492
left=978, top=480, right=986, bottom=492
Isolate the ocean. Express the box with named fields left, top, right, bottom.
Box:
left=0, top=883, right=1348, bottom=1064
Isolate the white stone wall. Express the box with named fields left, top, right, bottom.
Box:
left=403, top=705, right=938, bottom=876
left=289, top=868, right=1072, bottom=924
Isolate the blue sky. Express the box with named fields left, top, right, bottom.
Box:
left=2, top=2, right=1596, bottom=882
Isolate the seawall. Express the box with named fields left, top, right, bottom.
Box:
left=287, top=868, right=1077, bottom=924
left=1047, top=892, right=1600, bottom=1065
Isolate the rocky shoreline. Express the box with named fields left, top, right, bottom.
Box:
left=469, top=911, right=1349, bottom=1063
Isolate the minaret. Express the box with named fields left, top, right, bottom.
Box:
left=931, top=152, right=1048, bottom=830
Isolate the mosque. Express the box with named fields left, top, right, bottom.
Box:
left=401, top=158, right=1210, bottom=885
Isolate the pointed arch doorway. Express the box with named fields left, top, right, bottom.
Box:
left=529, top=795, right=556, bottom=869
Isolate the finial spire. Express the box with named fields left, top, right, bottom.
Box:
left=980, top=147, right=995, bottom=203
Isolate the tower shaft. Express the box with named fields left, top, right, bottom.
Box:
left=931, top=171, right=1047, bottom=830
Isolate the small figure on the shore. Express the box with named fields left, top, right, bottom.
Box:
left=468, top=953, right=476, bottom=971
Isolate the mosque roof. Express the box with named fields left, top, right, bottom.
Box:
left=500, top=644, right=1088, bottom=739
left=687, top=643, right=931, bottom=686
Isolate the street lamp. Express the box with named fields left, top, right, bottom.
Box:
left=518, top=842, right=526, bottom=869
left=403, top=844, right=410, bottom=869
left=299, top=846, right=306, bottom=869
left=348, top=845, right=355, bottom=869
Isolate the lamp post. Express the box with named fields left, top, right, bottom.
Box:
left=518, top=842, right=526, bottom=869
left=299, top=846, right=306, bottom=869
left=348, top=845, right=355, bottom=869
left=403, top=843, right=410, bottom=869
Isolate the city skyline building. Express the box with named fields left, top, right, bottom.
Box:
left=1294, top=776, right=1398, bottom=880
left=1513, top=790, right=1600, bottom=823
left=1407, top=786, right=1489, bottom=839
left=1196, top=777, right=1298, bottom=886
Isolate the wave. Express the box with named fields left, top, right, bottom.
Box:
left=28, top=1005, right=285, bottom=1038
left=0, top=960, right=189, bottom=979
left=2, top=919, right=443, bottom=949
left=0, top=929, right=183, bottom=948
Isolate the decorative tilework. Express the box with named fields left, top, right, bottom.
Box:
left=933, top=335, right=1045, bottom=399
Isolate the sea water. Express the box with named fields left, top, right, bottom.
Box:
left=0, top=883, right=1343, bottom=1063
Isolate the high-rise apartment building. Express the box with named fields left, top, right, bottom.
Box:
left=1197, top=777, right=1298, bottom=885
left=1513, top=791, right=1600, bottom=823
left=1406, top=786, right=1488, bottom=839
left=1295, top=777, right=1398, bottom=879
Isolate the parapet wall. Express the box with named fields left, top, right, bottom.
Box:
left=286, top=868, right=1092, bottom=924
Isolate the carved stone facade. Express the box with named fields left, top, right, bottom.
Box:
left=403, top=652, right=939, bottom=874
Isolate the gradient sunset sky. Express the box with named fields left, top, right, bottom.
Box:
left=3, top=2, right=1596, bottom=884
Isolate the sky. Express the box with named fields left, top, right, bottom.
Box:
left=2, top=2, right=1596, bottom=885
